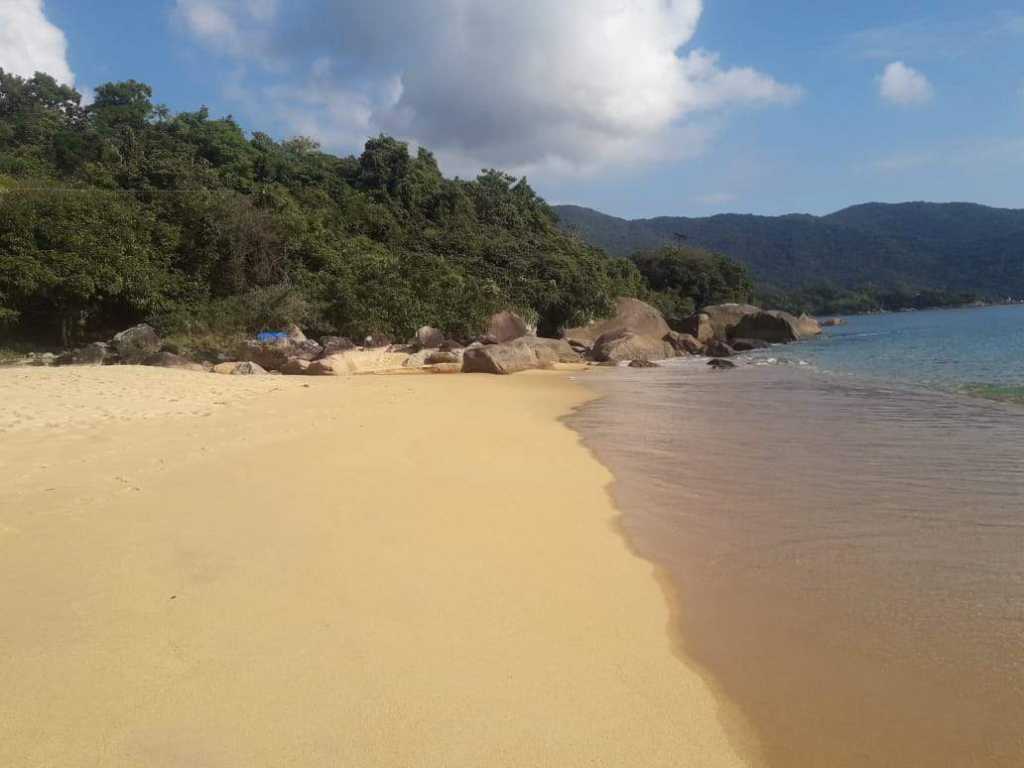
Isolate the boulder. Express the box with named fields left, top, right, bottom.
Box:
left=485, top=310, right=531, bottom=343
left=240, top=338, right=323, bottom=371
left=592, top=329, right=675, bottom=363
left=462, top=343, right=542, bottom=375
left=305, top=359, right=338, bottom=376
left=628, top=359, right=659, bottom=368
left=144, top=351, right=205, bottom=372
left=664, top=331, right=704, bottom=355
left=280, top=358, right=312, bottom=375
left=679, top=313, right=715, bottom=344
left=729, top=338, right=771, bottom=352
left=425, top=350, right=462, bottom=365
left=567, top=339, right=591, bottom=356
left=705, top=340, right=736, bottom=358
left=732, top=311, right=801, bottom=343
left=796, top=313, right=823, bottom=338
left=213, top=361, right=267, bottom=375
left=285, top=323, right=307, bottom=342
left=68, top=342, right=111, bottom=366
left=403, top=350, right=433, bottom=369
left=317, top=350, right=411, bottom=375
left=477, top=334, right=500, bottom=346
left=320, top=336, right=356, bottom=356
left=512, top=336, right=580, bottom=364
left=112, top=324, right=161, bottom=363
left=362, top=333, right=392, bottom=349
left=708, top=359, right=736, bottom=370
left=415, top=326, right=446, bottom=349
left=563, top=297, right=671, bottom=346
left=698, top=304, right=761, bottom=341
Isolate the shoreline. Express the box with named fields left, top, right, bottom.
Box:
left=0, top=366, right=754, bottom=767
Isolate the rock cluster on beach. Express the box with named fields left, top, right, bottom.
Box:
left=10, top=300, right=823, bottom=377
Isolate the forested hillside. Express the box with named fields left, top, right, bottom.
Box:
left=1, top=71, right=675, bottom=348
left=555, top=202, right=1024, bottom=310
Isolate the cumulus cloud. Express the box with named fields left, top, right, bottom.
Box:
left=175, top=0, right=800, bottom=176
left=0, top=0, right=74, bottom=85
left=879, top=61, right=933, bottom=106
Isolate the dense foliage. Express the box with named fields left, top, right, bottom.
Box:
left=633, top=246, right=753, bottom=327
left=3, top=70, right=702, bottom=347
left=756, top=283, right=982, bottom=317
left=556, top=202, right=1024, bottom=313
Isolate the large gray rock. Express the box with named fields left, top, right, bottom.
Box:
left=512, top=336, right=580, bottom=364
left=485, top=311, right=530, bottom=343
left=563, top=298, right=671, bottom=346
left=664, top=331, right=704, bottom=355
left=698, top=304, right=761, bottom=341
left=592, top=329, right=676, bottom=363
left=462, top=342, right=541, bottom=375
left=732, top=311, right=801, bottom=343
left=679, top=313, right=715, bottom=344
left=67, top=342, right=111, bottom=366
left=240, top=338, right=323, bottom=371
left=112, top=324, right=161, bottom=363
left=415, top=326, right=446, bottom=349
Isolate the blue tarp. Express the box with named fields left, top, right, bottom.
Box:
left=257, top=331, right=289, bottom=343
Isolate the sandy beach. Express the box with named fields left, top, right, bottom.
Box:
left=0, top=366, right=754, bottom=767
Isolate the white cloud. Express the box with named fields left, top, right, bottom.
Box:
left=174, top=0, right=801, bottom=176
left=879, top=61, right=933, bottom=106
left=0, top=0, right=74, bottom=85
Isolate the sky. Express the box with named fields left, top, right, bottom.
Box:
left=2, top=0, right=1022, bottom=218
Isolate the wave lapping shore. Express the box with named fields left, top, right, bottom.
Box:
left=570, top=358, right=1024, bottom=767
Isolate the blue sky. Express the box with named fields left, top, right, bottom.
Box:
left=3, top=1, right=1023, bottom=218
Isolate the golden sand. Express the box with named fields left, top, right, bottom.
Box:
left=0, top=366, right=753, bottom=767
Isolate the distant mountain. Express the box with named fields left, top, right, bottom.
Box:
left=553, top=202, right=1024, bottom=297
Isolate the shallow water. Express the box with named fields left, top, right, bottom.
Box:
left=569, top=345, right=1024, bottom=767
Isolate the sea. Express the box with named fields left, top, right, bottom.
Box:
left=568, top=304, right=1024, bottom=767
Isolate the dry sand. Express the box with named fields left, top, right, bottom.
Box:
left=0, top=366, right=754, bottom=767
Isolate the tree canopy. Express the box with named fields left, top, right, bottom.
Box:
left=0, top=70, right=752, bottom=347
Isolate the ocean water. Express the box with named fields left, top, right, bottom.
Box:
left=568, top=305, right=1024, bottom=768
left=766, top=304, right=1024, bottom=403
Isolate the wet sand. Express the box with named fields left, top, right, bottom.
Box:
left=0, top=366, right=752, bottom=767
left=571, top=362, right=1024, bottom=767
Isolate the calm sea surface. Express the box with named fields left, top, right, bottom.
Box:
left=568, top=305, right=1024, bottom=768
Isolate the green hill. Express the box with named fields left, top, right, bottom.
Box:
left=554, top=202, right=1024, bottom=301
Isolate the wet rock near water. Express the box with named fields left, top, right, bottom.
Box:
left=628, top=359, right=659, bottom=369
left=708, top=358, right=736, bottom=370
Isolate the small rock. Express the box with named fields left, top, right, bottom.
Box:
left=628, top=359, right=659, bottom=368
left=280, top=358, right=312, bottom=375
left=708, top=359, right=736, bottom=370
left=213, top=361, right=267, bottom=375
left=705, top=340, right=736, bottom=358
left=729, top=338, right=771, bottom=352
